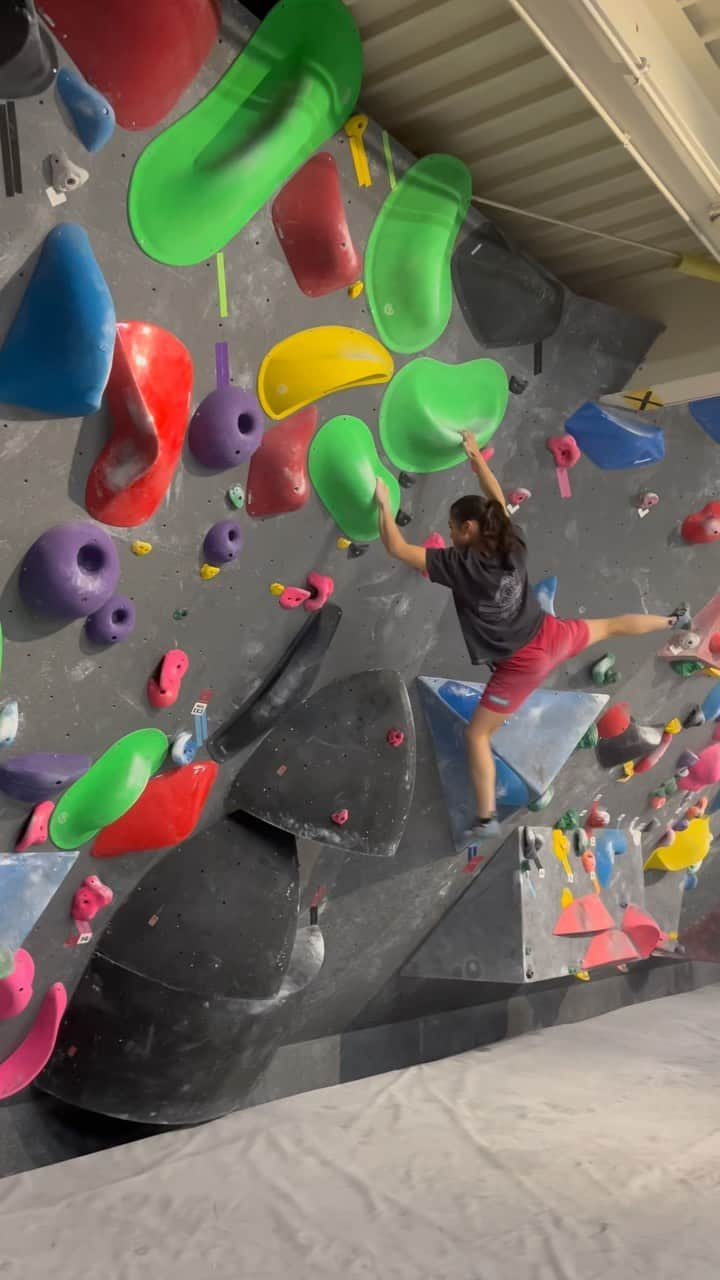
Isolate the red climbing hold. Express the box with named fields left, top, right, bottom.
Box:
left=271, top=153, right=361, bottom=297
left=553, top=894, right=615, bottom=936
left=147, top=649, right=189, bottom=709
left=681, top=500, right=720, bottom=544
left=331, top=808, right=349, bottom=826
left=582, top=929, right=639, bottom=969
left=386, top=729, right=405, bottom=747
left=710, top=633, right=720, bottom=654
left=0, top=982, right=67, bottom=1100
left=41, top=0, right=220, bottom=129
left=622, top=905, right=663, bottom=959
left=92, top=761, right=219, bottom=858
left=246, top=407, right=318, bottom=518
left=86, top=322, right=193, bottom=528
left=0, top=949, right=34, bottom=1020
left=597, top=702, right=631, bottom=740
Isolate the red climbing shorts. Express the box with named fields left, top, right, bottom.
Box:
left=479, top=614, right=591, bottom=716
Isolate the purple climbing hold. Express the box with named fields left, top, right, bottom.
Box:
left=20, top=521, right=120, bottom=621
left=85, top=594, right=136, bottom=645
left=0, top=753, right=90, bottom=804
left=203, top=520, right=243, bottom=567
left=188, top=387, right=264, bottom=470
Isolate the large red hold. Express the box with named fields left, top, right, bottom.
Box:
left=40, top=0, right=221, bottom=130
left=91, top=761, right=218, bottom=858
left=86, top=322, right=193, bottom=528
left=596, top=701, right=631, bottom=740
left=681, top=500, right=720, bottom=544
left=271, top=153, right=361, bottom=297
left=246, top=407, right=318, bottom=518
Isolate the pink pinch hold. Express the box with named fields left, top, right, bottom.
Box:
left=678, top=742, right=720, bottom=791
left=304, top=572, right=334, bottom=612
left=0, top=949, right=35, bottom=1019
left=331, top=809, right=349, bottom=826
left=15, top=800, right=55, bottom=852
left=147, top=648, right=189, bottom=709
left=71, top=875, right=113, bottom=931
left=386, top=728, right=405, bottom=748
left=546, top=434, right=581, bottom=469
left=0, top=982, right=67, bottom=1100
left=279, top=585, right=312, bottom=610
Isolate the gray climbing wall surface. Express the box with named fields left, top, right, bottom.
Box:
left=0, top=0, right=719, bottom=1159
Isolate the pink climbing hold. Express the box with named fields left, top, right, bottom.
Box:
left=681, top=500, right=720, bottom=545
left=386, top=729, right=405, bottom=747
left=553, top=894, right=614, bottom=936
left=421, top=532, right=445, bottom=580
left=279, top=585, right=312, bottom=610
left=687, top=795, right=709, bottom=819
left=15, top=800, right=54, bottom=852
left=0, top=949, right=34, bottom=1019
left=585, top=799, right=610, bottom=830
left=633, top=731, right=672, bottom=774
left=622, top=906, right=664, bottom=959
left=0, top=982, right=67, bottom=1100
left=305, top=572, right=334, bottom=613
left=546, top=434, right=581, bottom=469
left=710, top=633, right=720, bottom=655
left=582, top=929, right=639, bottom=969
left=677, top=742, right=720, bottom=791
left=331, top=808, right=349, bottom=826
left=71, top=874, right=113, bottom=931
left=147, top=649, right=189, bottom=709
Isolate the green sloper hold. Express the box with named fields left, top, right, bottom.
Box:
left=379, top=357, right=509, bottom=474
left=127, top=0, right=362, bottom=266
left=365, top=154, right=471, bottom=354
left=49, top=729, right=168, bottom=850
left=309, top=416, right=400, bottom=543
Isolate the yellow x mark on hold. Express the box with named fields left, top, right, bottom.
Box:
left=344, top=114, right=372, bottom=187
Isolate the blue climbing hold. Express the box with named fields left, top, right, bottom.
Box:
left=0, top=224, right=115, bottom=416
left=533, top=576, right=557, bottom=616
left=0, top=851, right=78, bottom=953
left=566, top=402, right=665, bottom=470
left=689, top=397, right=720, bottom=445
left=593, top=828, right=627, bottom=889
left=417, top=678, right=529, bottom=852
left=423, top=677, right=608, bottom=799
left=701, top=682, right=720, bottom=723
left=56, top=67, right=115, bottom=153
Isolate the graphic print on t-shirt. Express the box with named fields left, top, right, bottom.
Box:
left=493, top=570, right=522, bottom=619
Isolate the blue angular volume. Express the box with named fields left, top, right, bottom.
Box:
left=417, top=678, right=529, bottom=852
left=56, top=67, right=115, bottom=153
left=566, top=402, right=665, bottom=470
left=593, top=829, right=627, bottom=888
left=689, top=397, right=720, bottom=444
left=532, top=576, right=557, bottom=616
left=0, top=851, right=78, bottom=953
left=422, top=677, right=607, bottom=799
left=0, top=224, right=115, bottom=416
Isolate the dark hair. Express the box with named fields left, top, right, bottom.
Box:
left=449, top=494, right=523, bottom=565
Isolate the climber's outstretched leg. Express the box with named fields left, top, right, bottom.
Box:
left=582, top=609, right=685, bottom=647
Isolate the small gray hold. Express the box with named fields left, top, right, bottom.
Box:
left=396, top=509, right=412, bottom=527
left=49, top=148, right=89, bottom=195
left=398, top=472, right=416, bottom=489
left=348, top=543, right=368, bottom=559
left=509, top=375, right=528, bottom=396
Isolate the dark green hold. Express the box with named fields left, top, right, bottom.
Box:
left=173, top=608, right=188, bottom=621
left=671, top=659, right=704, bottom=677
left=576, top=724, right=599, bottom=749
left=555, top=809, right=582, bottom=831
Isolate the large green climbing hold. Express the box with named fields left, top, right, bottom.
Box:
left=365, top=154, right=471, bottom=354
left=128, top=0, right=362, bottom=266
left=379, top=357, right=508, bottom=474
left=308, top=415, right=400, bottom=543
left=49, top=729, right=168, bottom=850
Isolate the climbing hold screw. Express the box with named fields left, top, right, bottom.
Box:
left=336, top=537, right=352, bottom=550
left=226, top=484, right=245, bottom=510
left=386, top=728, right=405, bottom=747
left=348, top=281, right=364, bottom=299
left=331, top=809, right=349, bottom=826
left=131, top=540, right=153, bottom=556
left=200, top=563, right=220, bottom=580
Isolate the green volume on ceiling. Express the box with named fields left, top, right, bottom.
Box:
left=365, top=154, right=472, bottom=354
left=127, top=0, right=363, bottom=266
left=49, top=729, right=169, bottom=849
left=379, top=357, right=509, bottom=473
left=308, top=415, right=400, bottom=542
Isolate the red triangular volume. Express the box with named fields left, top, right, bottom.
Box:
left=622, top=905, right=663, bottom=959
left=553, top=894, right=615, bottom=936
left=582, top=929, right=639, bottom=969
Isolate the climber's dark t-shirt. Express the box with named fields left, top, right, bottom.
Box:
left=425, top=539, right=543, bottom=664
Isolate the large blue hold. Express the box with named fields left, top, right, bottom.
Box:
left=421, top=677, right=608, bottom=799
left=417, top=679, right=529, bottom=852
left=56, top=66, right=115, bottom=153
left=532, top=575, right=557, bottom=616
left=689, top=397, right=720, bottom=444
left=566, top=402, right=665, bottom=470
left=0, top=852, right=78, bottom=953
left=0, top=224, right=115, bottom=416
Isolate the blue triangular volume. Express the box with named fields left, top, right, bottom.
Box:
left=0, top=224, right=116, bottom=416
left=56, top=67, right=115, bottom=153
left=532, top=576, right=557, bottom=616
left=419, top=677, right=607, bottom=801
left=689, top=397, right=720, bottom=445
left=417, top=679, right=529, bottom=852
left=0, top=851, right=78, bottom=953
left=566, top=402, right=665, bottom=470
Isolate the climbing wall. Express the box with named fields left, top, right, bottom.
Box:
left=0, top=0, right=718, bottom=1151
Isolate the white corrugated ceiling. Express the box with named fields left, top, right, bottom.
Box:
left=345, top=0, right=713, bottom=300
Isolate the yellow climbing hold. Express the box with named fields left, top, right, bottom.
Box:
left=257, top=326, right=393, bottom=420
left=199, top=563, right=220, bottom=581
left=552, top=830, right=573, bottom=881
left=621, top=761, right=635, bottom=779
left=644, top=817, right=711, bottom=872
left=344, top=114, right=371, bottom=187
left=336, top=537, right=352, bottom=550
left=665, top=718, right=682, bottom=735
left=131, top=540, right=152, bottom=556
left=574, top=970, right=591, bottom=982
left=269, top=582, right=285, bottom=596
left=560, top=887, right=574, bottom=909
left=703, top=665, right=720, bottom=678
left=348, top=281, right=364, bottom=299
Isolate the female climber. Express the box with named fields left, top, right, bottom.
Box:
left=375, top=432, right=690, bottom=847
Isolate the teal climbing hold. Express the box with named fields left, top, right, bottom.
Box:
left=0, top=224, right=115, bottom=416
left=366, top=154, right=472, bottom=354
left=0, top=852, right=78, bottom=953
left=565, top=402, right=665, bottom=470
left=56, top=67, right=115, bottom=152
